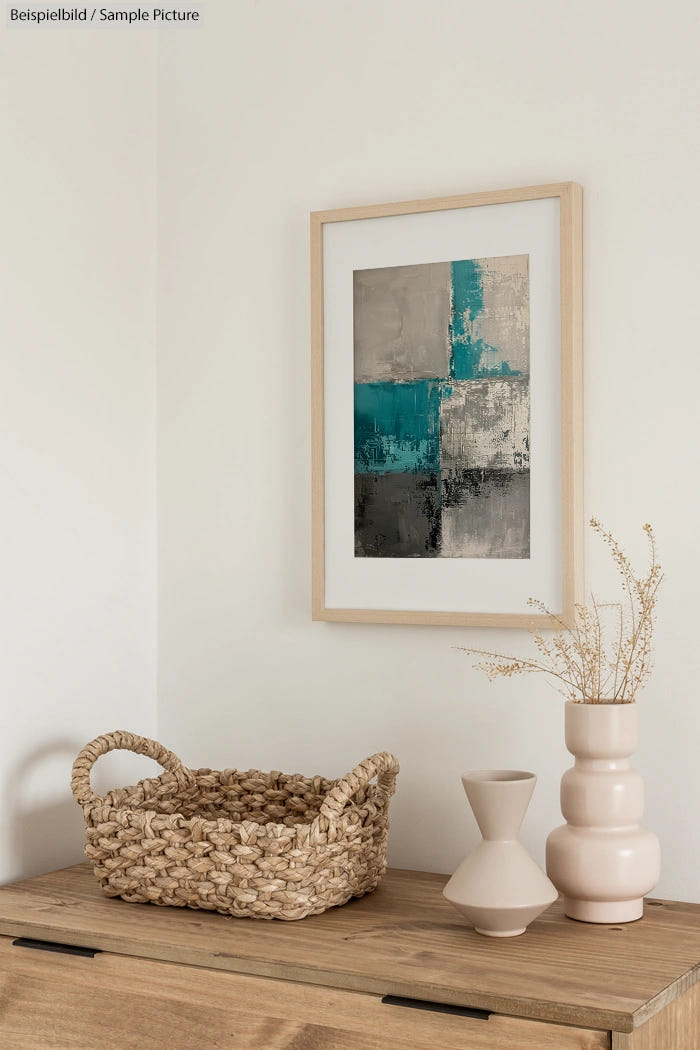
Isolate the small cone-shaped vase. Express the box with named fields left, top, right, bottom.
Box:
left=444, top=770, right=557, bottom=937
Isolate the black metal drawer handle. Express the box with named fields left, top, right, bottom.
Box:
left=12, top=937, right=100, bottom=959
left=382, top=994, right=491, bottom=1020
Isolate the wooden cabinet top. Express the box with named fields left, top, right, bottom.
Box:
left=0, top=863, right=698, bottom=1035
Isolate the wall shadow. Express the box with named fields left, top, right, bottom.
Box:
left=5, top=738, right=87, bottom=883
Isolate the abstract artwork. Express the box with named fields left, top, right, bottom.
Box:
left=354, top=255, right=530, bottom=559
left=311, top=182, right=583, bottom=626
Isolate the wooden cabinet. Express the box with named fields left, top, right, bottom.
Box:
left=0, top=865, right=698, bottom=1049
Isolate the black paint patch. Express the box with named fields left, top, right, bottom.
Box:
left=355, top=473, right=441, bottom=558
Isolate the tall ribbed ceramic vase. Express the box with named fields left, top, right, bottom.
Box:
left=546, top=701, right=660, bottom=923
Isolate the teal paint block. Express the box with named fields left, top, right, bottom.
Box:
left=354, top=380, right=442, bottom=475
left=450, top=259, right=484, bottom=380
left=450, top=257, right=526, bottom=379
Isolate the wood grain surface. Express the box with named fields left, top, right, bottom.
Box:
left=0, top=937, right=608, bottom=1050
left=0, top=865, right=698, bottom=1035
left=611, top=981, right=700, bottom=1050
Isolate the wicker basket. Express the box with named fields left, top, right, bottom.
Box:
left=71, top=731, right=399, bottom=921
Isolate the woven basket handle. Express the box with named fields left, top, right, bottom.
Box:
left=317, top=751, right=399, bottom=824
left=71, top=730, right=196, bottom=807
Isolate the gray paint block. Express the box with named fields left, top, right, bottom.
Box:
left=353, top=262, right=451, bottom=382
left=440, top=377, right=530, bottom=472
left=440, top=470, right=530, bottom=559
left=472, top=255, right=530, bottom=376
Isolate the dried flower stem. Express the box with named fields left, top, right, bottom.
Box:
left=458, top=520, right=663, bottom=703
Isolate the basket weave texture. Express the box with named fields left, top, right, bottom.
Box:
left=71, top=731, right=399, bottom=921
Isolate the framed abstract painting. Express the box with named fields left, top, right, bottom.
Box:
left=311, top=182, right=583, bottom=627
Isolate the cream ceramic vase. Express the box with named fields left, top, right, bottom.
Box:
left=443, top=770, right=557, bottom=937
left=546, top=701, right=660, bottom=923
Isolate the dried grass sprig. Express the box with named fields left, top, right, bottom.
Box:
left=458, top=520, right=663, bottom=703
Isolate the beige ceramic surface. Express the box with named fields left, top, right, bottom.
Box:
left=546, top=702, right=660, bottom=923
left=444, top=771, right=557, bottom=937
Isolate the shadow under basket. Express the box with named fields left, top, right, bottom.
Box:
left=70, top=731, right=399, bottom=921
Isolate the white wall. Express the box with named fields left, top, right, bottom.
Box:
left=157, top=0, right=700, bottom=902
left=0, top=26, right=159, bottom=882
left=2, top=1, right=698, bottom=904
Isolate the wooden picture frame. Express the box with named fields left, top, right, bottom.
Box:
left=311, top=182, right=583, bottom=627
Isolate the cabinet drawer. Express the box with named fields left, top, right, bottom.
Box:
left=0, top=935, right=609, bottom=1050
